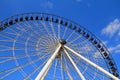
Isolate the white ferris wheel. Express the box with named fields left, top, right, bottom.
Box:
left=0, top=12, right=119, bottom=80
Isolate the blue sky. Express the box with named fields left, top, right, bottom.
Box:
left=0, top=0, right=120, bottom=78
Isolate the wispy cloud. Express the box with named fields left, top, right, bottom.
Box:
left=101, top=19, right=120, bottom=38
left=108, top=44, right=120, bottom=53
left=118, top=32, right=120, bottom=36
left=102, top=40, right=108, bottom=46
left=40, top=1, right=53, bottom=9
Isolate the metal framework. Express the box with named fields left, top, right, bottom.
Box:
left=0, top=12, right=119, bottom=80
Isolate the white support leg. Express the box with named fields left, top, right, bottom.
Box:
left=64, top=45, right=120, bottom=80
left=35, top=44, right=62, bottom=80
left=41, top=63, right=52, bottom=80
left=63, top=48, right=86, bottom=80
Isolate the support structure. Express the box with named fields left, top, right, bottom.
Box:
left=63, top=48, right=86, bottom=80
left=35, top=44, right=62, bottom=80
left=64, top=45, right=120, bottom=80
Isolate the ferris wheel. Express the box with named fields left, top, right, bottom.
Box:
left=0, top=12, right=119, bottom=80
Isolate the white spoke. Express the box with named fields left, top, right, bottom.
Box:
left=24, top=59, right=48, bottom=80
left=68, top=38, right=88, bottom=47
left=63, top=55, right=73, bottom=80
left=0, top=69, right=18, bottom=79
left=61, top=54, right=64, bottom=80
left=0, top=58, right=13, bottom=64
left=53, top=59, right=58, bottom=80
left=0, top=53, right=40, bottom=64
left=63, top=48, right=86, bottom=80
left=49, top=20, right=57, bottom=40
left=58, top=21, right=61, bottom=39
left=66, top=30, right=75, bottom=41
left=62, top=64, right=73, bottom=80
left=64, top=45, right=120, bottom=80
left=0, top=53, right=50, bottom=74
left=24, top=21, right=40, bottom=36
left=0, top=34, right=14, bottom=40
left=62, top=26, right=68, bottom=39
left=35, top=44, right=62, bottom=80
left=40, top=20, right=51, bottom=37
left=6, top=27, right=18, bottom=34
left=15, top=23, right=41, bottom=43
left=68, top=34, right=82, bottom=44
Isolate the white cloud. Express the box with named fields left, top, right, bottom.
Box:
left=108, top=47, right=114, bottom=52
left=102, top=40, right=108, bottom=46
left=108, top=44, right=120, bottom=53
left=101, top=19, right=120, bottom=38
left=118, top=32, right=120, bottom=36
left=41, top=1, right=53, bottom=9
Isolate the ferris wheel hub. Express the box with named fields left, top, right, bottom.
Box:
left=59, top=39, right=67, bottom=45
